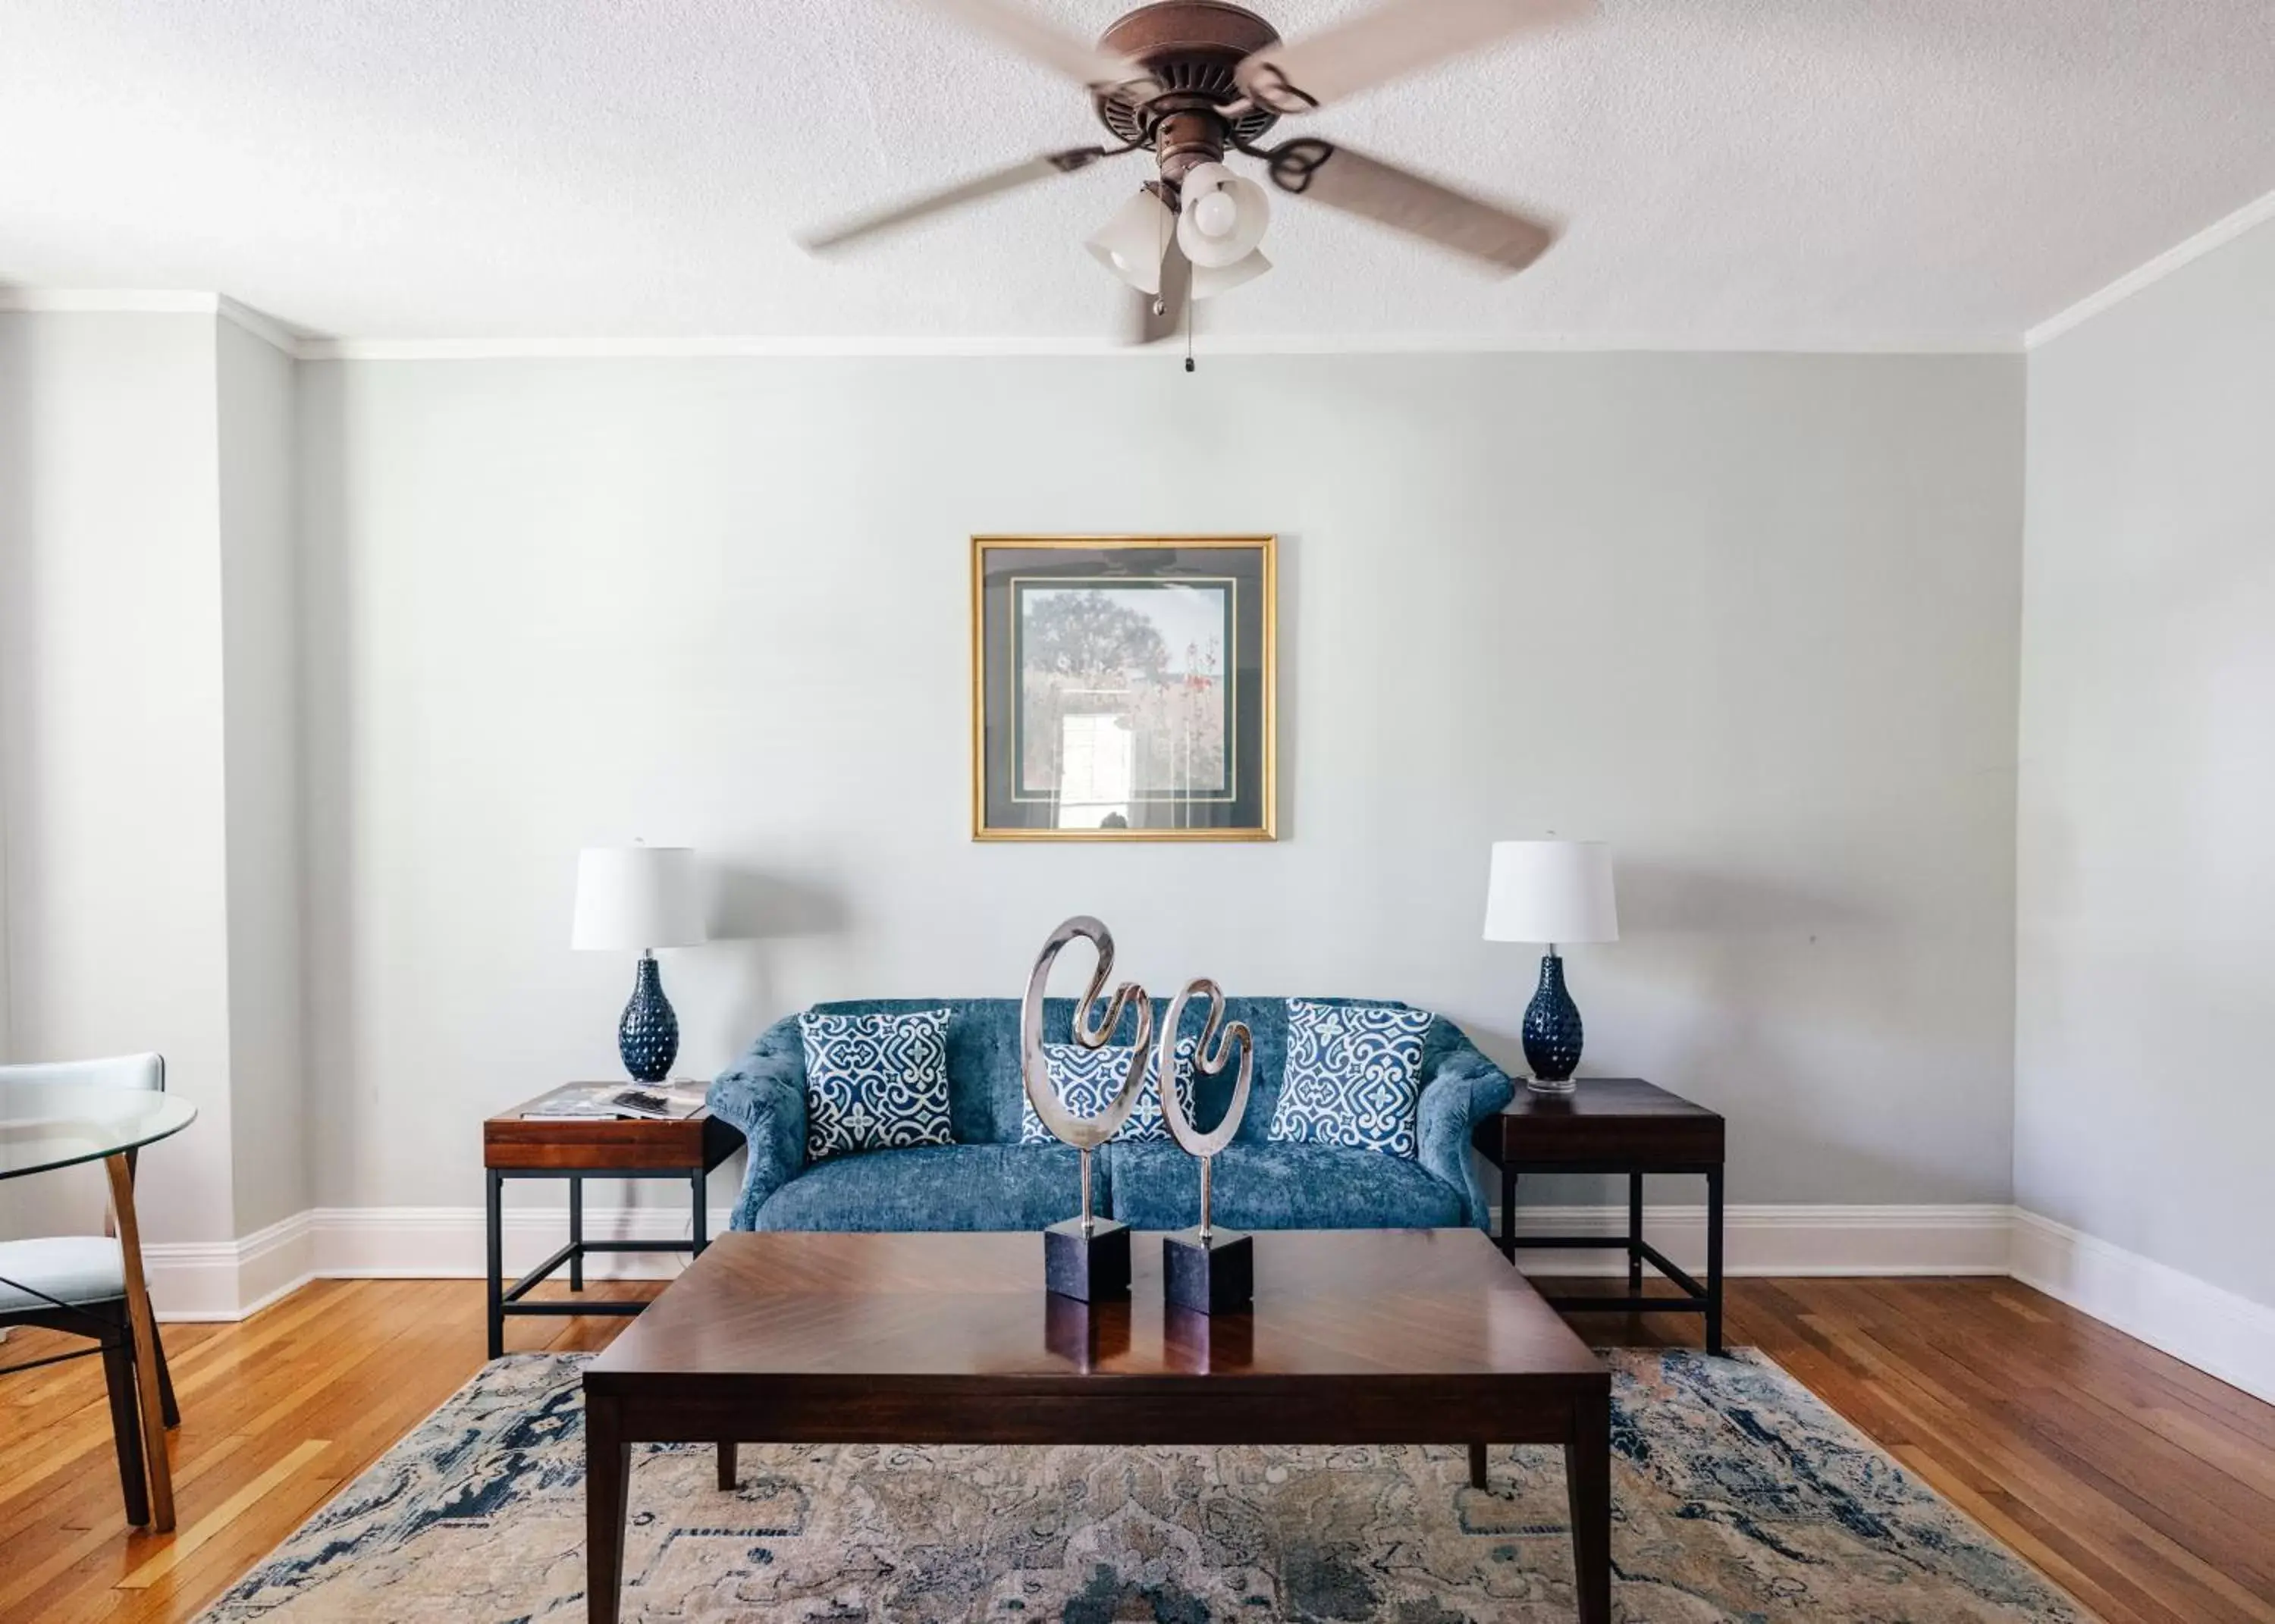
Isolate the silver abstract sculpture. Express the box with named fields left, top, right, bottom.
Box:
left=1155, top=977, right=1254, bottom=1242
left=1021, top=915, right=1153, bottom=1237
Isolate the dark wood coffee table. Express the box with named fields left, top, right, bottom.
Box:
left=582, top=1228, right=1611, bottom=1624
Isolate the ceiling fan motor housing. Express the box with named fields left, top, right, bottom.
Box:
left=1094, top=0, right=1282, bottom=183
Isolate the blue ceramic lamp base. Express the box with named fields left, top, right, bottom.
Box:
left=1521, top=951, right=1585, bottom=1096
left=618, top=952, right=680, bottom=1083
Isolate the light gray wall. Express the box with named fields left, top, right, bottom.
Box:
left=2017, top=215, right=2275, bottom=1308
left=218, top=318, right=308, bottom=1234
left=298, top=350, right=2026, bottom=1214
left=0, top=312, right=239, bottom=1243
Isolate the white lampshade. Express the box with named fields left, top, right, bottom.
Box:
left=572, top=846, right=706, bottom=952
left=1085, top=188, right=1175, bottom=295
left=1191, top=248, right=1270, bottom=300
left=1175, top=161, right=1269, bottom=268
left=1483, top=841, right=1619, bottom=945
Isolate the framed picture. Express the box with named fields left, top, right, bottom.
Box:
left=971, top=535, right=1276, bottom=842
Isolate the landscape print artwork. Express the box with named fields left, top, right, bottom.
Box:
left=1014, top=580, right=1235, bottom=817
left=974, top=538, right=1275, bottom=841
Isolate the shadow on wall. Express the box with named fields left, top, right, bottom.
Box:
left=698, top=864, right=854, bottom=1060
left=1483, top=857, right=1949, bottom=1208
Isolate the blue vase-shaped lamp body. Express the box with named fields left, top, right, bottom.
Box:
left=1521, top=953, right=1584, bottom=1083
left=618, top=954, right=679, bottom=1083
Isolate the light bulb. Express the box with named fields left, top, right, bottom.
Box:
left=1192, top=190, right=1238, bottom=238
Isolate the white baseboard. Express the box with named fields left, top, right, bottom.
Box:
left=140, top=1202, right=2273, bottom=1408
left=145, top=1201, right=2010, bottom=1317
left=1496, top=1203, right=2013, bottom=1278
left=145, top=1203, right=733, bottom=1318
left=2009, top=1209, right=2275, bottom=1406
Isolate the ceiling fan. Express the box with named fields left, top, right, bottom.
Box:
left=798, top=0, right=1584, bottom=351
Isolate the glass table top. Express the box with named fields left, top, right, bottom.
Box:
left=0, top=1083, right=198, bottom=1180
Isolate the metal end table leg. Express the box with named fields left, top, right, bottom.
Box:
left=1627, top=1171, right=1644, bottom=1293
left=486, top=1168, right=505, bottom=1359
left=570, top=1174, right=584, bottom=1293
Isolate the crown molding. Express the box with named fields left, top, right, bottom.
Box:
left=2026, top=185, right=2275, bottom=350
left=0, top=290, right=2022, bottom=359
left=294, top=330, right=2021, bottom=362
left=0, top=287, right=302, bottom=356
left=0, top=288, right=222, bottom=315
left=216, top=295, right=302, bottom=356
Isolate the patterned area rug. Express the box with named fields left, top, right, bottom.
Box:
left=199, top=1350, right=2088, bottom=1622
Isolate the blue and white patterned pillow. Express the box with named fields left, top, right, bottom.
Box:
left=1020, top=1039, right=1196, bottom=1146
left=1267, top=1000, right=1433, bottom=1159
left=799, top=1008, right=955, bottom=1162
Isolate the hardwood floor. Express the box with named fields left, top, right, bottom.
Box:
left=2, top=1272, right=2270, bottom=1623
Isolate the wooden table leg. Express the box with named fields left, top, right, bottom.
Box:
left=1467, top=1442, right=1488, bottom=1490
left=1564, top=1388, right=1611, bottom=1624
left=587, top=1392, right=631, bottom=1624
left=103, top=1153, right=175, bottom=1532
left=717, top=1441, right=737, bottom=1491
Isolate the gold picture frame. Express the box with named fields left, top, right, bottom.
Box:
left=971, top=535, right=1277, bottom=842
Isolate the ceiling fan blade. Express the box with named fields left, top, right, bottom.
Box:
left=898, top=0, right=1159, bottom=95
left=1260, top=138, right=1558, bottom=274
left=1235, top=0, right=1586, bottom=116
left=799, top=148, right=1109, bottom=253
left=1131, top=233, right=1192, bottom=345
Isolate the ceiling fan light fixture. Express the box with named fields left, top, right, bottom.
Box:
left=1084, top=188, right=1176, bottom=295
left=1191, top=247, right=1270, bottom=301
left=1174, top=161, right=1270, bottom=269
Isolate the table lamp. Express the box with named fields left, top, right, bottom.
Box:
left=573, top=845, right=706, bottom=1082
left=1483, top=840, right=1619, bottom=1095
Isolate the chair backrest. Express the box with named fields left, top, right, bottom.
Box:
left=0, top=1054, right=165, bottom=1093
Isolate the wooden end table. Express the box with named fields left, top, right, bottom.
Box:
left=583, top=1228, right=1612, bottom=1624
left=482, top=1091, right=743, bottom=1359
left=1473, top=1077, right=1726, bottom=1354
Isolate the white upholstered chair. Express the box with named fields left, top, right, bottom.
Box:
left=0, top=1053, right=180, bottom=1524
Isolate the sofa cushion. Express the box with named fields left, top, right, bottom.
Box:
left=799, top=1008, right=954, bottom=1161
left=1104, top=1142, right=1462, bottom=1231
left=755, top=1143, right=1090, bottom=1232
left=1267, top=999, right=1433, bottom=1158
left=1018, top=1038, right=1196, bottom=1146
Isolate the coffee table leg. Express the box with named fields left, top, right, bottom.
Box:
left=717, top=1441, right=737, bottom=1491
left=1565, top=1390, right=1611, bottom=1624
left=1468, top=1442, right=1488, bottom=1490
left=587, top=1393, right=631, bottom=1624
left=1705, top=1165, right=1725, bottom=1356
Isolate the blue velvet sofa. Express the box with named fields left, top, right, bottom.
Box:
left=705, top=997, right=1514, bottom=1235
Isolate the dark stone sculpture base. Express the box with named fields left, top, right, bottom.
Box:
left=1163, top=1227, right=1254, bottom=1315
left=1045, top=1218, right=1131, bottom=1303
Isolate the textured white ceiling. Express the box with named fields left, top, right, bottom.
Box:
left=3, top=0, right=2273, bottom=346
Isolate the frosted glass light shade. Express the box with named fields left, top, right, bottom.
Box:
left=1191, top=248, right=1269, bottom=300
left=1084, top=188, right=1175, bottom=295
left=1483, top=841, right=1618, bottom=944
left=572, top=846, right=706, bottom=951
left=1175, top=162, right=1269, bottom=269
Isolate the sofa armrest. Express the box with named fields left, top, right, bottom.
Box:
left=706, top=1015, right=807, bottom=1231
left=1416, top=1026, right=1517, bottom=1230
